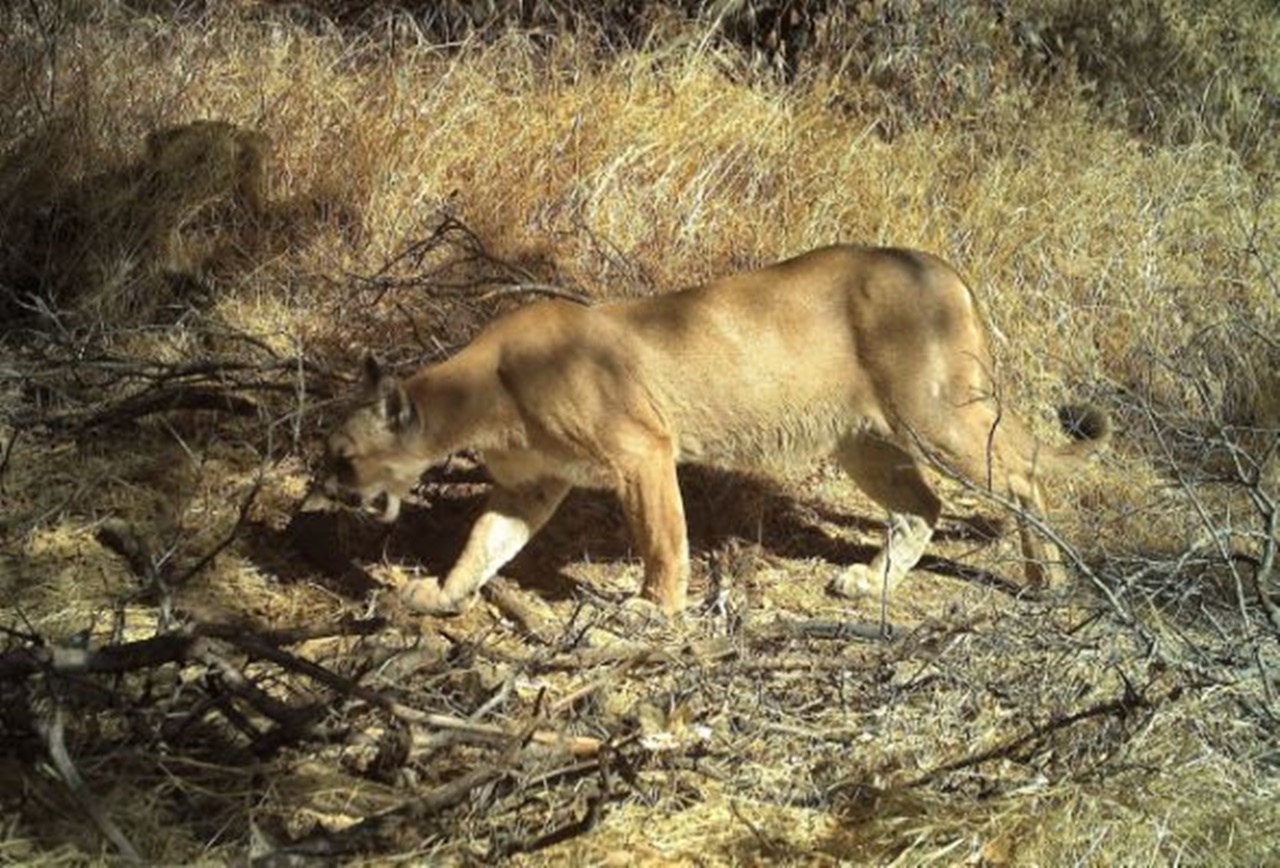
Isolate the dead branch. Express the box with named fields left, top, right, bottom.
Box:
left=0, top=632, right=200, bottom=679
left=1242, top=445, right=1280, bottom=635
left=3, top=349, right=338, bottom=435
left=350, top=213, right=593, bottom=310
left=532, top=621, right=886, bottom=676
left=37, top=706, right=143, bottom=863
left=492, top=762, right=614, bottom=857
left=905, top=684, right=1159, bottom=788
left=251, top=766, right=512, bottom=861
left=77, top=385, right=259, bottom=428
left=92, top=474, right=264, bottom=628
left=476, top=283, right=591, bottom=305
left=483, top=576, right=559, bottom=643
left=733, top=653, right=879, bottom=673
left=540, top=635, right=736, bottom=671
left=172, top=471, right=264, bottom=587
left=227, top=632, right=603, bottom=756
left=761, top=618, right=897, bottom=643
left=187, top=637, right=319, bottom=734
left=0, top=617, right=384, bottom=680
left=550, top=658, right=646, bottom=715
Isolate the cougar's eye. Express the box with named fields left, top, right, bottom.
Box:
left=324, top=450, right=354, bottom=483
left=334, top=455, right=355, bottom=482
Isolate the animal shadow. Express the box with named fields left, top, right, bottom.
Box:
left=0, top=119, right=345, bottom=326
left=266, top=462, right=1014, bottom=604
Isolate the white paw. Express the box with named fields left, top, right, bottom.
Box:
left=401, top=580, right=472, bottom=616
left=828, top=564, right=880, bottom=599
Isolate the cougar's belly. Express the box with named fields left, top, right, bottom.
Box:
left=674, top=396, right=857, bottom=469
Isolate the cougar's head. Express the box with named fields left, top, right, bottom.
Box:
left=313, top=356, right=426, bottom=522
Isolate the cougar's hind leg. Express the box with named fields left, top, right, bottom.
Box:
left=830, top=434, right=942, bottom=600
left=403, top=477, right=571, bottom=614
left=1006, top=471, right=1067, bottom=589
left=926, top=408, right=1068, bottom=591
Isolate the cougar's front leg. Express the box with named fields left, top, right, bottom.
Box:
left=617, top=443, right=690, bottom=617
left=402, top=478, right=569, bottom=614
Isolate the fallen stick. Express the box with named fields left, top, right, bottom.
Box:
left=905, top=687, right=1159, bottom=788
left=763, top=618, right=896, bottom=643
left=733, top=654, right=876, bottom=673
left=541, top=636, right=735, bottom=671
left=0, top=618, right=385, bottom=680
left=2, top=623, right=603, bottom=758
left=484, top=577, right=558, bottom=644
left=229, top=633, right=603, bottom=756
left=253, top=766, right=511, bottom=861
left=38, top=707, right=143, bottom=863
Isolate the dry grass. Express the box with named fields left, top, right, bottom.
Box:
left=1, top=1, right=1278, bottom=865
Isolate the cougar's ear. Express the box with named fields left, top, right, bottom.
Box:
left=361, top=354, right=384, bottom=395
left=382, top=380, right=418, bottom=432
left=362, top=355, right=416, bottom=431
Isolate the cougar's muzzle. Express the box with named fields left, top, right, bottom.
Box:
left=301, top=475, right=402, bottom=523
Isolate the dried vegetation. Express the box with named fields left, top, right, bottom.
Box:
left=1, top=1, right=1278, bottom=864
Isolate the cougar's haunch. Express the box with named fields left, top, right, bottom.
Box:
left=316, top=245, right=1109, bottom=616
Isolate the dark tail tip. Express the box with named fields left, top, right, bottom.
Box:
left=1058, top=404, right=1112, bottom=443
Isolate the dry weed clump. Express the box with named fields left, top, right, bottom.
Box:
left=1015, top=0, right=1280, bottom=169
left=339, top=0, right=1280, bottom=172
left=1, top=1, right=1278, bottom=865
left=0, top=120, right=273, bottom=328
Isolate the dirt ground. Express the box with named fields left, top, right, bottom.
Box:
left=4, top=379, right=1271, bottom=864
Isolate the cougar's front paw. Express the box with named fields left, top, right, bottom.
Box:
left=401, top=580, right=472, bottom=616
left=828, top=564, right=877, bottom=600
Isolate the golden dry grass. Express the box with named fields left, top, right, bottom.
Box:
left=1, top=2, right=1278, bottom=865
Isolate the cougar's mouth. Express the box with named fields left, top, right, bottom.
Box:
left=300, top=481, right=401, bottom=523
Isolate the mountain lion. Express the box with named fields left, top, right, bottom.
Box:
left=316, top=245, right=1109, bottom=616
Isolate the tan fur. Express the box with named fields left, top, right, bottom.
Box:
left=318, top=246, right=1110, bottom=616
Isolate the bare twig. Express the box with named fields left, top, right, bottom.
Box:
left=187, top=637, right=319, bottom=734
left=0, top=618, right=384, bottom=680
left=259, top=766, right=512, bottom=860
left=37, top=706, right=143, bottom=863
left=483, top=576, right=559, bottom=643
left=476, top=283, right=591, bottom=305
left=732, top=653, right=878, bottom=673
left=349, top=214, right=593, bottom=310
left=228, top=632, right=603, bottom=755
left=763, top=618, right=897, bottom=643
left=905, top=685, right=1158, bottom=788
left=493, top=748, right=617, bottom=857
left=75, top=385, right=259, bottom=429
left=172, top=471, right=265, bottom=587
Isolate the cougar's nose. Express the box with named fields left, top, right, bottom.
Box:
left=322, top=480, right=365, bottom=509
